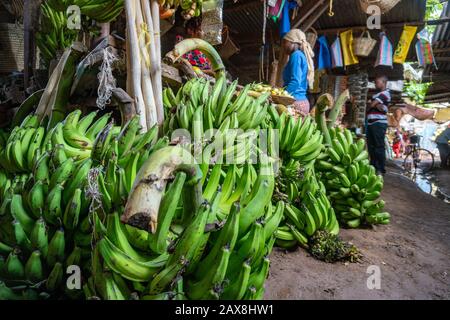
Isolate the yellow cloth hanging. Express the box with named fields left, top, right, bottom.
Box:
left=394, top=25, right=418, bottom=64
left=310, top=69, right=326, bottom=94
left=340, top=30, right=359, bottom=66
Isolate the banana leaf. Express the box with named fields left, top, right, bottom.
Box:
left=11, top=89, right=44, bottom=127
left=35, top=42, right=86, bottom=130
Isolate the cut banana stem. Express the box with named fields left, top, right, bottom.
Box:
left=121, top=146, right=201, bottom=232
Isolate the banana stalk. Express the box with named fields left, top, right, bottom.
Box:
left=125, top=0, right=148, bottom=132
left=150, top=0, right=164, bottom=127
left=35, top=43, right=86, bottom=130
left=314, top=93, right=334, bottom=146
left=165, top=38, right=226, bottom=77
left=136, top=0, right=158, bottom=128
left=121, top=145, right=202, bottom=233
left=327, top=89, right=350, bottom=129
left=11, top=90, right=44, bottom=128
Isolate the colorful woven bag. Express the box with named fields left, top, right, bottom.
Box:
left=331, top=35, right=344, bottom=68
left=375, top=32, right=393, bottom=67
left=415, top=28, right=436, bottom=67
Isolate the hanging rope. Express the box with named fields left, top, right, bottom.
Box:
left=96, top=47, right=118, bottom=110
left=260, top=0, right=268, bottom=81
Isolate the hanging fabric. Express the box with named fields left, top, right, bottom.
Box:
left=310, top=69, right=326, bottom=94
left=330, top=35, right=344, bottom=68
left=280, top=0, right=299, bottom=38
left=393, top=25, right=418, bottom=64
left=375, top=32, right=393, bottom=67
left=340, top=30, right=359, bottom=66
left=317, top=35, right=332, bottom=70
left=415, top=28, right=436, bottom=68
left=269, top=0, right=285, bottom=23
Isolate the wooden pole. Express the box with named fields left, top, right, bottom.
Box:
left=23, top=0, right=41, bottom=91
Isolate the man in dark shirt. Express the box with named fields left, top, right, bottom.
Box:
left=436, top=123, right=450, bottom=168
left=366, top=75, right=391, bottom=175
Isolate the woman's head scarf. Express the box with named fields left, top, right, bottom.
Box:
left=283, top=29, right=315, bottom=89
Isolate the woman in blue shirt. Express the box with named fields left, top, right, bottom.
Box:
left=282, top=29, right=315, bottom=116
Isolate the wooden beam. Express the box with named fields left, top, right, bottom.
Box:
left=434, top=56, right=450, bottom=62
left=425, top=92, right=450, bottom=100
left=317, top=17, right=450, bottom=34
left=433, top=47, right=450, bottom=53
left=292, top=0, right=326, bottom=29
left=301, top=2, right=329, bottom=31
left=424, top=98, right=450, bottom=104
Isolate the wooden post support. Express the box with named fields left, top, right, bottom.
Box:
left=23, top=0, right=41, bottom=91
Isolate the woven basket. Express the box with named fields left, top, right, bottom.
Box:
left=359, top=0, right=401, bottom=14
left=218, top=27, right=240, bottom=60
left=306, top=27, right=318, bottom=48
left=353, top=31, right=377, bottom=57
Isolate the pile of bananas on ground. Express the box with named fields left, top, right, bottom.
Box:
left=251, top=83, right=293, bottom=98
left=89, top=153, right=277, bottom=300
left=36, top=1, right=79, bottom=63
left=0, top=110, right=164, bottom=299
left=274, top=168, right=339, bottom=250
left=275, top=112, right=325, bottom=169
left=315, top=127, right=390, bottom=228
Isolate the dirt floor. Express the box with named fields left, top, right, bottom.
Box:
left=265, top=167, right=450, bottom=300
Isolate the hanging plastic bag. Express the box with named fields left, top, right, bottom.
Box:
left=340, top=29, right=359, bottom=66
left=331, top=35, right=344, bottom=68
left=415, top=28, right=436, bottom=68
left=393, top=25, right=418, bottom=64
left=317, top=35, right=332, bottom=70
left=202, top=0, right=224, bottom=45
left=375, top=32, right=393, bottom=67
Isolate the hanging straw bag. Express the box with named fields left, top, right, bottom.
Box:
left=306, top=27, right=318, bottom=48
left=359, top=0, right=401, bottom=14
left=353, top=31, right=377, bottom=57
left=218, top=26, right=240, bottom=60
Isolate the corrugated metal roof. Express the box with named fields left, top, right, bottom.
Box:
left=315, top=0, right=425, bottom=29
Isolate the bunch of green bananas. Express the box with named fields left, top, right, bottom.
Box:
left=163, top=77, right=272, bottom=166
left=89, top=146, right=277, bottom=300
left=74, top=0, right=124, bottom=23
left=49, top=0, right=125, bottom=22
left=163, top=77, right=271, bottom=133
left=315, top=127, right=390, bottom=228
left=0, top=109, right=165, bottom=299
left=275, top=170, right=339, bottom=249
left=0, top=110, right=99, bottom=174
left=274, top=112, right=325, bottom=169
left=180, top=0, right=202, bottom=20
left=36, top=1, right=79, bottom=63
